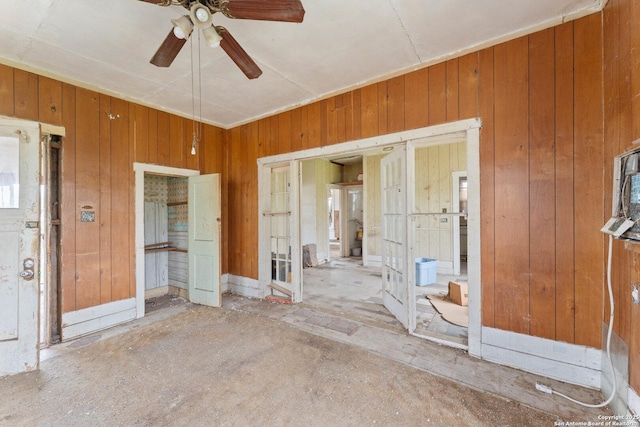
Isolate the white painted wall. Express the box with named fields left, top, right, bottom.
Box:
left=300, top=159, right=342, bottom=263
left=364, top=154, right=384, bottom=266
left=414, top=142, right=466, bottom=273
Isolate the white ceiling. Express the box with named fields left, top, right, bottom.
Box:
left=0, top=0, right=604, bottom=129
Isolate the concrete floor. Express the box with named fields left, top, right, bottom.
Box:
left=0, top=292, right=612, bottom=426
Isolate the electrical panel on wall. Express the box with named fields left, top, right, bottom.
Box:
left=602, top=146, right=640, bottom=242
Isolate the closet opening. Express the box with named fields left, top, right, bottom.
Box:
left=143, top=173, right=190, bottom=312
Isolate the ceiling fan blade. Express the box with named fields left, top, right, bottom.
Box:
left=218, top=27, right=263, bottom=79
left=223, top=0, right=305, bottom=23
left=150, top=29, right=187, bottom=67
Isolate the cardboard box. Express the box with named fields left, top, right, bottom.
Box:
left=448, top=281, right=468, bottom=306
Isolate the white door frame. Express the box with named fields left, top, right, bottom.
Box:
left=327, top=184, right=343, bottom=259
left=257, top=119, right=481, bottom=356
left=133, top=163, right=200, bottom=318
left=452, top=171, right=467, bottom=277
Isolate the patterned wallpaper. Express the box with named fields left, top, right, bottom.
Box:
left=144, top=175, right=189, bottom=233
left=144, top=174, right=168, bottom=203
left=168, top=177, right=188, bottom=232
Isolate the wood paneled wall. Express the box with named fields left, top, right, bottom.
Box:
left=0, top=65, right=226, bottom=313
left=2, top=3, right=637, bottom=392
left=603, top=0, right=640, bottom=391
left=224, top=14, right=609, bottom=351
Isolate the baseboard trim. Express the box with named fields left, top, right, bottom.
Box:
left=61, top=298, right=136, bottom=342
left=481, top=327, right=601, bottom=389
left=226, top=274, right=263, bottom=299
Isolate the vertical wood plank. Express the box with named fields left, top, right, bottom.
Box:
left=377, top=82, right=388, bottom=136
left=573, top=14, right=604, bottom=349
left=279, top=110, right=292, bottom=154
left=344, top=92, right=355, bottom=142
left=148, top=109, right=158, bottom=164
left=14, top=69, right=38, bottom=121
left=98, top=94, right=112, bottom=304
left=603, top=0, right=620, bottom=337
left=74, top=88, right=101, bottom=310
left=326, top=97, right=338, bottom=146
left=555, top=22, right=577, bottom=344
left=38, top=76, right=63, bottom=125
left=156, top=111, right=170, bottom=166
left=269, top=115, right=280, bottom=155
left=628, top=0, right=640, bottom=392
left=528, top=28, right=556, bottom=340
left=228, top=128, right=242, bottom=273
left=493, top=37, right=530, bottom=334
left=360, top=84, right=379, bottom=138
left=307, top=101, right=322, bottom=149
left=478, top=47, right=496, bottom=327
left=247, top=122, right=259, bottom=277
left=631, top=0, right=640, bottom=141
left=404, top=68, right=429, bottom=130
left=258, top=118, right=269, bottom=158
left=0, top=64, right=14, bottom=117
left=290, top=107, right=303, bottom=152
left=109, top=97, right=131, bottom=301
left=615, top=0, right=633, bottom=344
left=169, top=114, right=183, bottom=168
left=387, top=75, right=405, bottom=133
left=186, top=120, right=200, bottom=170
left=446, top=59, right=459, bottom=122
left=131, top=104, right=149, bottom=164
left=428, top=62, right=447, bottom=125
left=61, top=83, right=77, bottom=313
left=458, top=53, right=479, bottom=120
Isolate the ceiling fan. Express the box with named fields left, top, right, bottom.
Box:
left=140, top=0, right=305, bottom=79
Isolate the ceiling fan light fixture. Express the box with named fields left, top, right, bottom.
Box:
left=171, top=15, right=193, bottom=40
left=202, top=26, right=222, bottom=48
left=190, top=3, right=213, bottom=29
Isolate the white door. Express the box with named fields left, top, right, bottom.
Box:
left=188, top=174, right=221, bottom=307
left=380, top=147, right=410, bottom=329
left=0, top=119, right=40, bottom=376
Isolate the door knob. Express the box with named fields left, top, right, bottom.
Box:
left=21, top=258, right=35, bottom=280
left=19, top=270, right=34, bottom=279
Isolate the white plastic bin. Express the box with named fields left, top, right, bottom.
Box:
left=415, top=258, right=437, bottom=286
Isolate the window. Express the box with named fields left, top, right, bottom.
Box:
left=0, top=135, right=19, bottom=208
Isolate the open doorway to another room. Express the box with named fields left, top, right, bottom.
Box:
left=259, top=120, right=481, bottom=352
left=409, top=140, right=469, bottom=347
left=327, top=186, right=341, bottom=260
left=300, top=139, right=472, bottom=347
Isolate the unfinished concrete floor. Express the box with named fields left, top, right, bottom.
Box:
left=0, top=295, right=611, bottom=426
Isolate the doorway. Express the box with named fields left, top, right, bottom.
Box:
left=327, top=186, right=342, bottom=260
left=258, top=120, right=481, bottom=354
left=143, top=174, right=190, bottom=311
left=134, top=163, right=222, bottom=317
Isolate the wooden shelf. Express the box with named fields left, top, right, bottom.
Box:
left=145, top=247, right=177, bottom=253
left=335, top=181, right=363, bottom=186
left=167, top=201, right=187, bottom=207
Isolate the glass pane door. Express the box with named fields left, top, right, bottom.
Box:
left=270, top=167, right=291, bottom=285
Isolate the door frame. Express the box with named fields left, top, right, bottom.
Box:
left=406, top=132, right=479, bottom=353
left=257, top=119, right=481, bottom=356
left=133, top=163, right=200, bottom=318
left=326, top=184, right=343, bottom=259
left=38, top=123, right=66, bottom=348
left=451, top=171, right=468, bottom=277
